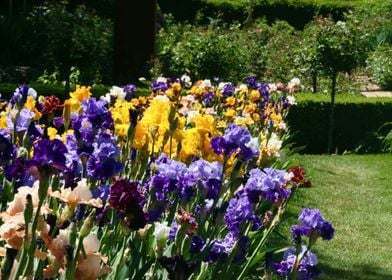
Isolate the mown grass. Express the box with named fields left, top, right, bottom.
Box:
left=282, top=154, right=392, bottom=279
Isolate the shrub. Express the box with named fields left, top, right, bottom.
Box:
left=159, top=0, right=358, bottom=29
left=16, top=1, right=112, bottom=85
left=156, top=20, right=253, bottom=82
left=287, top=94, right=392, bottom=153
left=366, top=46, right=392, bottom=90
left=257, top=20, right=302, bottom=82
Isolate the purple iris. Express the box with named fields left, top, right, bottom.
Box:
left=168, top=220, right=178, bottom=241
left=29, top=139, right=68, bottom=172
left=123, top=84, right=137, bottom=101
left=156, top=153, right=187, bottom=181
left=86, top=133, right=123, bottom=181
left=189, top=159, right=222, bottom=182
left=278, top=96, right=290, bottom=110
left=80, top=98, right=113, bottom=130
left=176, top=174, right=197, bottom=201
left=202, top=92, right=214, bottom=106
left=241, top=168, right=291, bottom=203
left=152, top=79, right=169, bottom=93
left=291, top=225, right=311, bottom=244
left=5, top=157, right=26, bottom=180
left=27, top=123, right=43, bottom=143
left=11, top=85, right=36, bottom=107
left=92, top=185, right=110, bottom=204
left=151, top=154, right=196, bottom=201
left=224, top=196, right=261, bottom=233
left=223, top=123, right=251, bottom=146
left=274, top=246, right=320, bottom=280
left=211, top=123, right=258, bottom=161
left=151, top=175, right=171, bottom=201
left=53, top=117, right=64, bottom=128
left=6, top=108, right=35, bottom=132
left=205, top=231, right=237, bottom=263
left=147, top=204, right=165, bottom=223
left=245, top=76, right=259, bottom=89
left=63, top=134, right=82, bottom=178
left=221, top=83, right=235, bottom=97
left=189, top=235, right=205, bottom=254
left=291, top=208, right=335, bottom=242
left=82, top=97, right=107, bottom=116
left=0, top=129, right=11, bottom=141
left=259, top=82, right=270, bottom=95
left=5, top=157, right=35, bottom=188
left=188, top=159, right=222, bottom=199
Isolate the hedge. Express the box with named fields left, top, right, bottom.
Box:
left=0, top=83, right=110, bottom=100
left=287, top=94, right=392, bottom=154
left=158, top=0, right=373, bottom=29
left=0, top=83, right=151, bottom=101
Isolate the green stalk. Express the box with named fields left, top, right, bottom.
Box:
left=12, top=247, right=27, bottom=280
left=21, top=173, right=50, bottom=277
left=238, top=186, right=295, bottom=279
left=112, top=235, right=129, bottom=279
left=237, top=214, right=280, bottom=279
left=17, top=198, right=44, bottom=278
left=169, top=131, right=173, bottom=159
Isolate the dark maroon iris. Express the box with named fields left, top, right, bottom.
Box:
left=109, top=179, right=146, bottom=230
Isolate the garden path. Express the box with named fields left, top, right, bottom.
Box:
left=360, top=77, right=392, bottom=97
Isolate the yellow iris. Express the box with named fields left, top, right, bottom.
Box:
left=24, top=96, right=42, bottom=120
left=225, top=97, right=236, bottom=107
left=249, top=90, right=260, bottom=102
left=132, top=98, right=171, bottom=154
left=0, top=112, right=7, bottom=129
left=47, top=127, right=58, bottom=140
left=70, top=85, right=92, bottom=102
left=224, top=109, right=236, bottom=120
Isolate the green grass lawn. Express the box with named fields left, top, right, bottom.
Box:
left=284, top=154, right=392, bottom=280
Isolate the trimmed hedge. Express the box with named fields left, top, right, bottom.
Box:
left=0, top=83, right=110, bottom=101
left=158, top=0, right=370, bottom=29
left=287, top=94, right=392, bottom=153
left=0, top=83, right=151, bottom=101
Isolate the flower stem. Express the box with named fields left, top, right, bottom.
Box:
left=19, top=197, right=44, bottom=277
left=237, top=213, right=279, bottom=279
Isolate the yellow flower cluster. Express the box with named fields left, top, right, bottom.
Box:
left=68, top=85, right=92, bottom=113
left=132, top=97, right=172, bottom=153
left=109, top=96, right=148, bottom=137
left=24, top=96, right=42, bottom=120
left=180, top=113, right=221, bottom=162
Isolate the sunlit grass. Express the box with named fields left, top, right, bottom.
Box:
left=281, top=154, right=392, bottom=280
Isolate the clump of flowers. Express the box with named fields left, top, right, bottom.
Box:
left=0, top=77, right=334, bottom=280
left=274, top=208, right=335, bottom=280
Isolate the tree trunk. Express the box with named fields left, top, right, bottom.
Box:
left=244, top=0, right=254, bottom=27
left=113, top=0, right=157, bottom=84
left=327, top=72, right=337, bottom=154
left=9, top=0, right=13, bottom=16
left=311, top=69, right=317, bottom=93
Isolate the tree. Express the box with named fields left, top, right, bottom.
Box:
left=113, top=0, right=157, bottom=84
left=315, top=18, right=360, bottom=154
left=27, top=2, right=113, bottom=90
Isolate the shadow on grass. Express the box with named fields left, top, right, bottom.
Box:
left=319, top=261, right=392, bottom=280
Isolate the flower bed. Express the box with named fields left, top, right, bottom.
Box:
left=0, top=77, right=333, bottom=279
